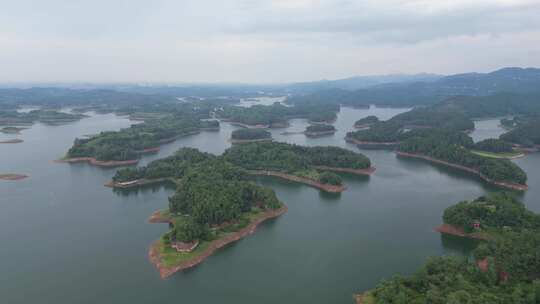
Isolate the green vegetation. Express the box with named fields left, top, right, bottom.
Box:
left=474, top=139, right=514, bottom=153
left=398, top=129, right=527, bottom=185
left=217, top=102, right=339, bottom=126
left=470, top=150, right=523, bottom=159
left=0, top=126, right=26, bottom=134
left=305, top=124, right=336, bottom=134
left=164, top=159, right=282, bottom=242
left=67, top=114, right=219, bottom=161
left=231, top=128, right=272, bottom=141
left=443, top=193, right=540, bottom=233
left=222, top=142, right=371, bottom=173
left=0, top=109, right=86, bottom=125
left=318, top=172, right=343, bottom=186
left=361, top=193, right=540, bottom=303
left=354, top=115, right=379, bottom=127
left=112, top=148, right=214, bottom=182
left=500, top=118, right=540, bottom=147
left=347, top=107, right=474, bottom=143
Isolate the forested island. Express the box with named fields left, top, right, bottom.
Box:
left=500, top=117, right=540, bottom=149
left=62, top=113, right=219, bottom=167
left=222, top=142, right=374, bottom=192
left=230, top=128, right=272, bottom=143
left=397, top=129, right=528, bottom=190
left=216, top=102, right=338, bottom=128
left=0, top=109, right=86, bottom=126
left=346, top=107, right=474, bottom=147
left=0, top=174, right=29, bottom=181
left=354, top=116, right=379, bottom=129
left=356, top=193, right=540, bottom=303
left=148, top=159, right=286, bottom=278
left=0, top=126, right=26, bottom=134
left=304, top=124, right=336, bottom=137
left=109, top=142, right=374, bottom=193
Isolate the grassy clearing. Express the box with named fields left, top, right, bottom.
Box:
left=158, top=238, right=211, bottom=267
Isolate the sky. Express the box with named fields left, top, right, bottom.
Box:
left=1, top=0, right=540, bottom=83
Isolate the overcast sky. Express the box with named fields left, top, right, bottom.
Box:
left=1, top=0, right=539, bottom=83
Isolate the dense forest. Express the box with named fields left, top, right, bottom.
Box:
left=474, top=139, right=514, bottom=153
left=112, top=148, right=215, bottom=182
left=347, top=107, right=474, bottom=143
left=164, top=159, right=282, bottom=243
left=216, top=102, right=338, bottom=126
left=500, top=118, right=540, bottom=147
left=443, top=193, right=540, bottom=233
left=305, top=124, right=336, bottom=134
left=231, top=128, right=272, bottom=141
left=0, top=109, right=87, bottom=125
left=67, top=113, right=219, bottom=161
left=398, top=129, right=527, bottom=185
left=361, top=193, right=540, bottom=303
left=354, top=115, right=379, bottom=128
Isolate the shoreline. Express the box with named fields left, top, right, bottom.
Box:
left=104, top=178, right=173, bottom=189
left=55, top=157, right=139, bottom=168
left=395, top=151, right=528, bottom=191
left=247, top=170, right=346, bottom=192
left=0, top=174, right=29, bottom=181
left=148, top=205, right=288, bottom=278
left=312, top=165, right=376, bottom=176
left=230, top=138, right=273, bottom=144
left=435, top=224, right=490, bottom=241
left=305, top=131, right=336, bottom=137
left=345, top=137, right=400, bottom=148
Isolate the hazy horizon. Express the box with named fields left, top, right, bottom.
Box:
left=1, top=0, right=540, bottom=83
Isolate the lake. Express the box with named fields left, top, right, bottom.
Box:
left=1, top=107, right=537, bottom=304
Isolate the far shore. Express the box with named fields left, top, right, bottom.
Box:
left=305, top=130, right=336, bottom=137
left=148, top=205, right=288, bottom=278
left=247, top=170, right=346, bottom=192
left=396, top=151, right=528, bottom=191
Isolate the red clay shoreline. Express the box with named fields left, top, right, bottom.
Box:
left=395, top=151, right=528, bottom=191
left=246, top=170, right=346, bottom=192
left=55, top=157, right=139, bottom=167
left=148, top=205, right=288, bottom=278
left=313, top=165, right=376, bottom=176
left=0, top=139, right=24, bottom=144
left=345, top=136, right=400, bottom=147
left=104, top=178, right=174, bottom=189
left=435, top=224, right=490, bottom=241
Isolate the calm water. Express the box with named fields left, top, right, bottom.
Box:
left=1, top=107, right=538, bottom=304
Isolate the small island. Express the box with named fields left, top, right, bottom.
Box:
left=222, top=142, right=374, bottom=192
left=0, top=174, right=28, bottom=181
left=0, top=139, right=23, bottom=144
left=397, top=129, right=528, bottom=191
left=500, top=117, right=540, bottom=151
left=61, top=113, right=219, bottom=167
left=353, top=115, right=379, bottom=129
left=147, top=159, right=286, bottom=278
left=304, top=124, right=336, bottom=137
left=0, top=109, right=87, bottom=126
left=0, top=126, right=26, bottom=134
left=355, top=193, right=540, bottom=303
left=230, top=128, right=273, bottom=143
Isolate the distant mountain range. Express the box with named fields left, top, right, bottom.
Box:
left=288, top=67, right=540, bottom=106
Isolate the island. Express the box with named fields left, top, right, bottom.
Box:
left=353, top=115, right=379, bottom=129
left=216, top=102, right=338, bottom=128
left=0, top=109, right=87, bottom=126
left=500, top=117, right=540, bottom=151
left=346, top=107, right=474, bottom=147
left=355, top=193, right=540, bottom=303
left=397, top=129, right=528, bottom=191
left=0, top=139, right=23, bottom=144
left=60, top=114, right=219, bottom=167
left=304, top=124, right=336, bottom=137
left=0, top=126, right=26, bottom=134
left=147, top=159, right=286, bottom=278
left=0, top=174, right=28, bottom=181
left=230, top=128, right=273, bottom=143
left=222, top=142, right=374, bottom=192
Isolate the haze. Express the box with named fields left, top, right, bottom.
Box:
left=1, top=0, right=540, bottom=83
